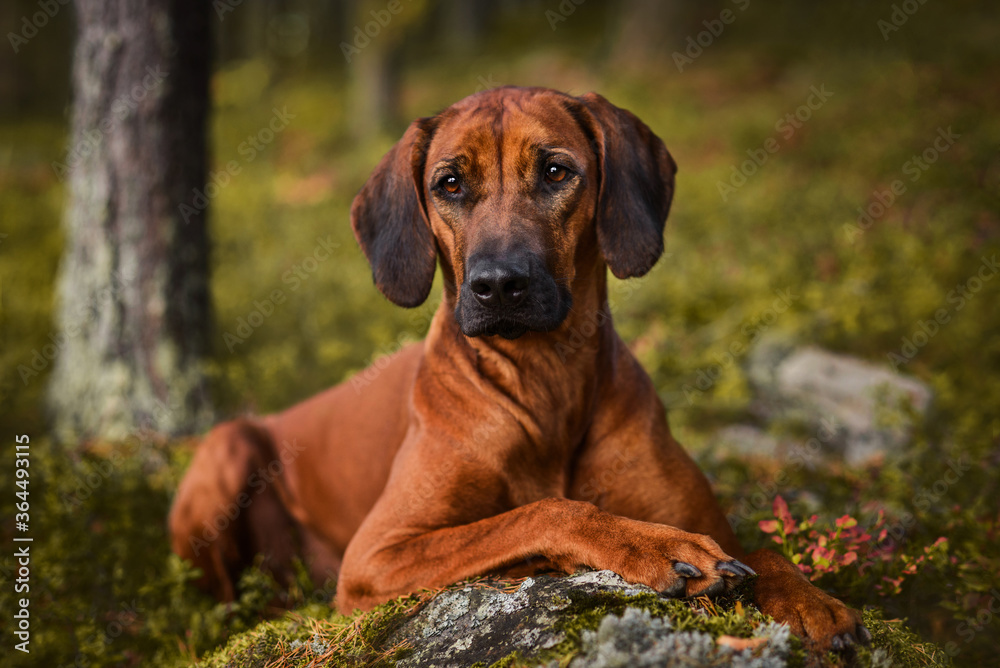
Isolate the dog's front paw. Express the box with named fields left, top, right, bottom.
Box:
left=607, top=522, right=754, bottom=599
left=666, top=555, right=756, bottom=598
left=752, top=569, right=870, bottom=652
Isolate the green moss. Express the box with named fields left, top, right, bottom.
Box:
left=468, top=578, right=953, bottom=668
left=0, top=430, right=948, bottom=668
left=197, top=588, right=424, bottom=668
left=853, top=608, right=952, bottom=668
left=487, top=653, right=529, bottom=668
left=539, top=585, right=782, bottom=665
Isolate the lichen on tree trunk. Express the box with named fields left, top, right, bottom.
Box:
left=49, top=0, right=213, bottom=442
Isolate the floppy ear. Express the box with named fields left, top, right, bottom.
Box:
left=577, top=92, right=677, bottom=279
left=351, top=118, right=437, bottom=307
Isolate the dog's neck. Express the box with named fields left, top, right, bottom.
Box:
left=421, top=259, right=615, bottom=462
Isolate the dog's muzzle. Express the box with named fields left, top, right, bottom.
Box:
left=456, top=251, right=570, bottom=339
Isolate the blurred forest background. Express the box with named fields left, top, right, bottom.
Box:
left=1, top=0, right=999, bottom=666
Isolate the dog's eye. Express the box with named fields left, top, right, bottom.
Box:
left=440, top=175, right=461, bottom=194
left=545, top=164, right=569, bottom=183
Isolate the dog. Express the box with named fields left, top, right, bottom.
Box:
left=169, top=86, right=869, bottom=651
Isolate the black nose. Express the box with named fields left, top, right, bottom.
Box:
left=468, top=261, right=530, bottom=308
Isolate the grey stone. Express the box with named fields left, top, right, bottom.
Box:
left=388, top=570, right=793, bottom=668
left=390, top=571, right=642, bottom=667
left=389, top=575, right=562, bottom=667
left=711, top=424, right=782, bottom=458
left=746, top=336, right=932, bottom=464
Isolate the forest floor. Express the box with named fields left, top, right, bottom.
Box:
left=2, top=8, right=999, bottom=665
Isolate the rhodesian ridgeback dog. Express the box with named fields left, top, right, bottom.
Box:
left=170, top=86, right=870, bottom=651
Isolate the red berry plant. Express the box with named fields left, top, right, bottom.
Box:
left=758, top=495, right=950, bottom=600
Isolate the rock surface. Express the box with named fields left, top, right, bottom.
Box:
left=385, top=570, right=792, bottom=668
left=746, top=337, right=933, bottom=463
left=209, top=569, right=931, bottom=667
left=564, top=607, right=792, bottom=668
left=710, top=424, right=782, bottom=458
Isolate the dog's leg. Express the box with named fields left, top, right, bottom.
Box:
left=571, top=349, right=869, bottom=650
left=335, top=452, right=750, bottom=613
left=574, top=426, right=868, bottom=649
left=169, top=419, right=298, bottom=600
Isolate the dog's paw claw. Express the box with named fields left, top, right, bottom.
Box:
left=716, top=560, right=750, bottom=580
left=674, top=561, right=702, bottom=578
left=858, top=625, right=872, bottom=645
left=832, top=632, right=861, bottom=651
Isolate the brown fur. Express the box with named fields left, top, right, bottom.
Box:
left=170, top=86, right=867, bottom=651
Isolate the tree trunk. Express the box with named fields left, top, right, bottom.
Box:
left=346, top=0, right=422, bottom=140
left=609, top=0, right=685, bottom=70
left=349, top=38, right=403, bottom=139
left=49, top=0, right=213, bottom=443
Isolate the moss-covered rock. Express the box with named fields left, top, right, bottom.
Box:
left=201, top=570, right=948, bottom=667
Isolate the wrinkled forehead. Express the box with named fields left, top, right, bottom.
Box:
left=424, top=90, right=594, bottom=171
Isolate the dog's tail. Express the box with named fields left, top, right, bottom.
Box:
left=168, top=418, right=298, bottom=601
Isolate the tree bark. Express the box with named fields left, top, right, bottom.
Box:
left=49, top=0, right=213, bottom=443
left=346, top=0, right=426, bottom=139
left=609, top=0, right=685, bottom=70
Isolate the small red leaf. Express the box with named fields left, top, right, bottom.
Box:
left=759, top=519, right=780, bottom=534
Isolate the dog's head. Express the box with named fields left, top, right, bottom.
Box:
left=351, top=86, right=676, bottom=339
